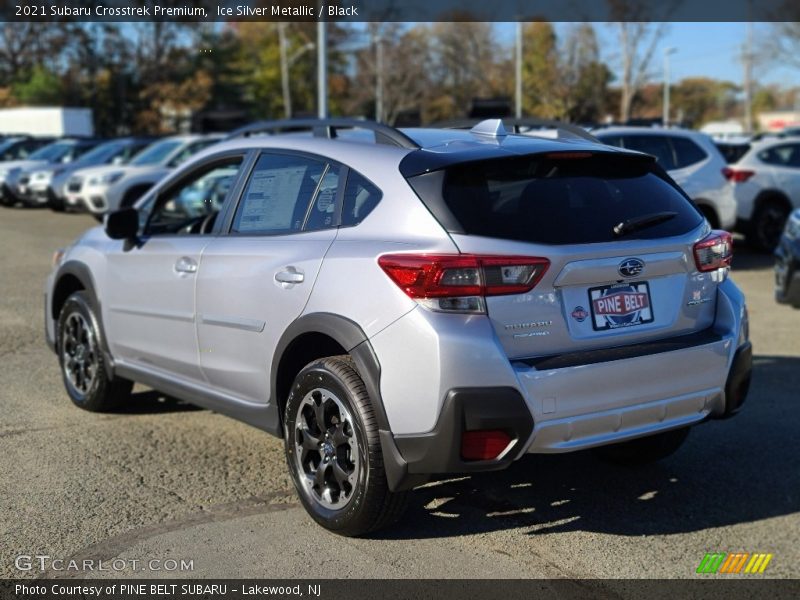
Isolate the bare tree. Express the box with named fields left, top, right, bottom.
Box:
left=608, top=0, right=675, bottom=122
left=428, top=22, right=506, bottom=120
left=613, top=21, right=666, bottom=122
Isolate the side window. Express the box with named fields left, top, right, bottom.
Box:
left=341, top=171, right=382, bottom=226
left=231, top=153, right=326, bottom=235
left=670, top=137, right=708, bottom=168
left=145, top=157, right=243, bottom=236
left=758, top=144, right=800, bottom=167
left=620, top=135, right=676, bottom=170
left=304, top=165, right=341, bottom=231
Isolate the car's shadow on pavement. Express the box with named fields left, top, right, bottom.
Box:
left=378, top=354, right=800, bottom=540
left=731, top=245, right=774, bottom=271
left=112, top=390, right=203, bottom=414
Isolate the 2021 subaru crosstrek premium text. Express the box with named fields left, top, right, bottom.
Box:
left=45, top=119, right=752, bottom=535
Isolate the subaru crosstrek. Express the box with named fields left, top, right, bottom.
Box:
left=45, top=119, right=752, bottom=535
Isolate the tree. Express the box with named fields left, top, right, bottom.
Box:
left=608, top=0, right=675, bottom=122
left=612, top=21, right=666, bottom=122
left=522, top=22, right=562, bottom=118
left=427, top=22, right=507, bottom=121
left=13, top=66, right=63, bottom=105
left=764, top=22, right=800, bottom=70
left=347, top=24, right=432, bottom=124
left=671, top=77, right=739, bottom=127
left=560, top=24, right=613, bottom=122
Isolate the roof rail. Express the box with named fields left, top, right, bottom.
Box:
left=226, top=118, right=420, bottom=150
left=431, top=117, right=599, bottom=143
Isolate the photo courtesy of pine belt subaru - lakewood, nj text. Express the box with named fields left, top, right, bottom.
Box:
left=44, top=118, right=752, bottom=536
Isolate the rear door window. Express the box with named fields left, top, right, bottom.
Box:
left=421, top=153, right=702, bottom=245
left=231, top=153, right=327, bottom=235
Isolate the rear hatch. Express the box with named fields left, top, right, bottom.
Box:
left=407, top=150, right=723, bottom=359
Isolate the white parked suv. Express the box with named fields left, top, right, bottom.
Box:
left=720, top=136, right=800, bottom=251
left=66, top=134, right=223, bottom=219
left=595, top=127, right=736, bottom=231
left=45, top=119, right=751, bottom=535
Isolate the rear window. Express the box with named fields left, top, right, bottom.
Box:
left=671, top=136, right=708, bottom=168
left=424, top=154, right=703, bottom=245
left=715, top=142, right=751, bottom=164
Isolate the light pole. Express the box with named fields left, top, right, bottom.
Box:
left=375, top=29, right=384, bottom=122
left=317, top=21, right=327, bottom=119
left=515, top=22, right=523, bottom=119
left=663, top=47, right=677, bottom=127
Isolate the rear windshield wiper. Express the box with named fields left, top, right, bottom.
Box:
left=613, top=211, right=678, bottom=237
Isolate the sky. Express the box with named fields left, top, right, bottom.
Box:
left=499, top=22, right=798, bottom=89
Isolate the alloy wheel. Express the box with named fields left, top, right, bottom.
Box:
left=293, top=388, right=360, bottom=510
left=61, top=313, right=98, bottom=395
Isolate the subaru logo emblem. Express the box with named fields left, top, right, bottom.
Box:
left=618, top=258, right=645, bottom=278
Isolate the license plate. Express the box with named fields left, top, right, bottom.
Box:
left=588, top=281, right=654, bottom=331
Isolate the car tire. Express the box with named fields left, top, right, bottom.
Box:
left=50, top=197, right=66, bottom=212
left=749, top=201, right=790, bottom=252
left=594, top=427, right=690, bottom=466
left=57, top=291, right=133, bottom=412
left=284, top=356, right=408, bottom=536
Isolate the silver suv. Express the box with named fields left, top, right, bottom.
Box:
left=45, top=119, right=752, bottom=535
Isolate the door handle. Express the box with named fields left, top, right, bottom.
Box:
left=174, top=256, right=198, bottom=274
left=275, top=268, right=304, bottom=284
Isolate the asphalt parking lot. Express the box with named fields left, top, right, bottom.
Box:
left=1, top=208, right=798, bottom=581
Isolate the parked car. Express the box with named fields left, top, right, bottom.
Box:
left=720, top=136, right=800, bottom=251
left=0, top=135, right=55, bottom=161
left=67, top=134, right=223, bottom=220
left=775, top=208, right=800, bottom=308
left=595, top=127, right=736, bottom=231
left=45, top=118, right=750, bottom=536
left=34, top=137, right=158, bottom=212
left=0, top=136, right=57, bottom=206
left=4, top=138, right=105, bottom=207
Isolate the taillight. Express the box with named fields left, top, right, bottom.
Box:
left=693, top=230, right=733, bottom=272
left=722, top=167, right=755, bottom=183
left=377, top=254, right=549, bottom=313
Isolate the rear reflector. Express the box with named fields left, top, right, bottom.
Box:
left=722, top=167, right=755, bottom=183
left=377, top=254, right=549, bottom=301
left=461, top=430, right=512, bottom=461
left=693, top=230, right=733, bottom=272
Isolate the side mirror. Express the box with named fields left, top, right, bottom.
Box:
left=111, top=156, right=125, bottom=165
left=105, top=207, right=139, bottom=240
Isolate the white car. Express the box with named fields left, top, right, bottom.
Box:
left=720, top=136, right=800, bottom=251
left=66, top=134, right=222, bottom=219
left=595, top=127, right=736, bottom=231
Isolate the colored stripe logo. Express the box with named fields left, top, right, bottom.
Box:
left=697, top=552, right=773, bottom=574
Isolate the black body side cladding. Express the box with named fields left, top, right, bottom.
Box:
left=392, top=387, right=534, bottom=485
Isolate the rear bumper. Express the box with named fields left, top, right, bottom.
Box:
left=377, top=278, right=750, bottom=490
left=523, top=335, right=749, bottom=453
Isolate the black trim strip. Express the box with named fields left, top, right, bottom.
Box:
left=519, top=328, right=724, bottom=371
